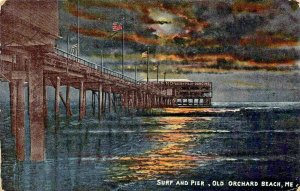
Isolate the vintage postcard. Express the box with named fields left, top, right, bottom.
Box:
left=0, top=0, right=299, bottom=190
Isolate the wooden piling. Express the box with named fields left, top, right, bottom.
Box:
left=112, top=93, right=117, bottom=113
left=83, top=89, right=87, bottom=116
left=98, top=84, right=103, bottom=119
left=124, top=91, right=128, bottom=109
left=79, top=81, right=85, bottom=120
left=104, top=92, right=107, bottom=113
left=159, top=96, right=161, bottom=107
left=16, top=80, right=25, bottom=161
left=109, top=87, right=113, bottom=113
left=148, top=94, right=151, bottom=108
left=55, top=76, right=60, bottom=116
left=66, top=85, right=72, bottom=117
left=92, top=91, right=95, bottom=116
left=9, top=81, right=17, bottom=136
left=127, top=91, right=131, bottom=110
left=29, top=55, right=45, bottom=161
left=43, top=78, right=48, bottom=124
left=102, top=91, right=106, bottom=113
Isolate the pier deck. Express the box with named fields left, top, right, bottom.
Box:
left=0, top=0, right=212, bottom=161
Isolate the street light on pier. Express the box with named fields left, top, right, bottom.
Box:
left=146, top=47, right=150, bottom=83
left=77, top=0, right=80, bottom=62
left=135, top=62, right=137, bottom=84
left=121, top=15, right=125, bottom=76
left=156, top=62, right=159, bottom=83
left=100, top=49, right=103, bottom=73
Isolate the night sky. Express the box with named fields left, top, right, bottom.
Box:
left=56, top=0, right=300, bottom=102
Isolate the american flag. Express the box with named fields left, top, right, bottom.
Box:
left=112, top=22, right=123, bottom=32
left=142, top=51, right=148, bottom=58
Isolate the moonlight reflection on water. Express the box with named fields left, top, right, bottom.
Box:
left=0, top=103, right=299, bottom=190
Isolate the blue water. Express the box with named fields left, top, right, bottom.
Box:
left=0, top=102, right=299, bottom=191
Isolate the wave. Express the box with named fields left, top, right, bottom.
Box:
left=214, top=155, right=298, bottom=162
left=213, top=102, right=300, bottom=109
left=43, top=154, right=298, bottom=163
left=61, top=129, right=300, bottom=134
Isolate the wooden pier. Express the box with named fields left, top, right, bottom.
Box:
left=150, top=81, right=212, bottom=107
left=0, top=0, right=212, bottom=161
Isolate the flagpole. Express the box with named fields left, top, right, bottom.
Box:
left=135, top=63, right=137, bottom=84
left=122, top=16, right=125, bottom=77
left=147, top=47, right=149, bottom=83
left=67, top=34, right=70, bottom=53
left=77, top=0, right=80, bottom=62
left=156, top=62, right=159, bottom=83
left=67, top=34, right=69, bottom=74
left=101, top=49, right=103, bottom=73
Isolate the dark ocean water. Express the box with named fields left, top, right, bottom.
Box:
left=0, top=102, right=299, bottom=191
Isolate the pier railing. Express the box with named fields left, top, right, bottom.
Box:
left=55, top=48, right=141, bottom=85
left=54, top=48, right=181, bottom=96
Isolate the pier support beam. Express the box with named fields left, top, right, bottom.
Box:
left=43, top=78, right=48, bottom=124
left=9, top=81, right=17, bottom=136
left=16, top=80, right=25, bottom=161
left=98, top=84, right=103, bottom=120
left=113, top=93, right=118, bottom=113
left=109, top=87, right=113, bottom=113
left=103, top=92, right=106, bottom=113
left=148, top=94, right=151, bottom=108
left=79, top=81, right=85, bottom=120
left=55, top=77, right=60, bottom=116
left=66, top=85, right=72, bottom=117
left=83, top=89, right=87, bottom=116
left=102, top=91, right=106, bottom=113
left=139, top=92, right=143, bottom=109
left=92, top=91, right=96, bottom=116
left=124, top=91, right=128, bottom=110
left=29, top=55, right=45, bottom=161
left=127, top=91, right=131, bottom=110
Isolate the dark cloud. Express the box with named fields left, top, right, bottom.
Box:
left=57, top=0, right=300, bottom=72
